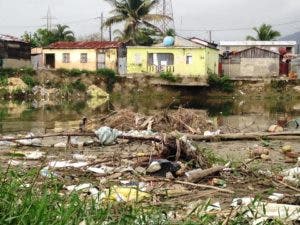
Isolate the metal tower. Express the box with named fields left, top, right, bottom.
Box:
left=156, top=0, right=175, bottom=33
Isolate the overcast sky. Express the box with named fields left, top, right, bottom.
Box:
left=0, top=0, right=300, bottom=42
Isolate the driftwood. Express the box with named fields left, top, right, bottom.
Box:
left=185, top=166, right=226, bottom=183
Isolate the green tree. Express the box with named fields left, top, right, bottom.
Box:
left=22, top=24, right=75, bottom=47
left=53, top=24, right=75, bottom=41
left=246, top=24, right=281, bottom=41
left=104, top=0, right=170, bottom=45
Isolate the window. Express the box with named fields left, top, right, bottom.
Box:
left=186, top=54, right=192, bottom=64
left=147, top=53, right=174, bottom=65
left=80, top=53, right=88, bottom=63
left=62, top=53, right=70, bottom=63
left=135, top=53, right=142, bottom=64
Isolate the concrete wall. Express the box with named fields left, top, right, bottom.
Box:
left=240, top=58, right=279, bottom=77
left=222, top=58, right=279, bottom=77
left=127, top=47, right=218, bottom=77
left=2, top=58, right=31, bottom=68
left=42, top=48, right=118, bottom=71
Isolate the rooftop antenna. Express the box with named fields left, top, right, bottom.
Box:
left=42, top=6, right=56, bottom=30
left=156, top=0, right=175, bottom=33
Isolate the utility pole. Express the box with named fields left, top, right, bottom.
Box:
left=42, top=6, right=56, bottom=31
left=156, top=0, right=175, bottom=33
left=208, top=30, right=212, bottom=43
left=109, top=25, right=112, bottom=41
left=100, top=12, right=104, bottom=41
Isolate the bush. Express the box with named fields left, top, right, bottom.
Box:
left=159, top=71, right=177, bottom=82
left=70, top=79, right=86, bottom=92
left=97, top=68, right=116, bottom=92
left=208, top=73, right=234, bottom=93
left=19, top=67, right=36, bottom=76
left=0, top=75, right=8, bottom=86
left=21, top=75, right=38, bottom=88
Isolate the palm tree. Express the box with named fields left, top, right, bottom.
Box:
left=53, top=24, right=75, bottom=42
left=104, top=0, right=170, bottom=44
left=246, top=24, right=281, bottom=41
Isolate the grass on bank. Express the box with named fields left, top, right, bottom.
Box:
left=0, top=168, right=288, bottom=225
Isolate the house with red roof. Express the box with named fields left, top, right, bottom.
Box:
left=42, top=41, right=126, bottom=73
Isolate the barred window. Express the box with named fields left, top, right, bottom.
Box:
left=80, top=53, right=88, bottom=63
left=62, top=53, right=70, bottom=63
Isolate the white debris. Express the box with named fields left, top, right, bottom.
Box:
left=206, top=202, right=221, bottom=212
left=146, top=161, right=161, bottom=173
left=54, top=142, right=67, bottom=148
left=40, top=167, right=57, bottom=178
left=87, top=166, right=115, bottom=175
left=95, top=126, right=121, bottom=145
left=24, top=151, right=45, bottom=160
left=65, top=183, right=93, bottom=192
left=72, top=154, right=97, bottom=161
left=268, top=193, right=284, bottom=202
left=122, top=130, right=156, bottom=137
left=8, top=160, right=23, bottom=166
left=48, top=161, right=88, bottom=168
left=204, top=130, right=221, bottom=137
left=231, top=197, right=254, bottom=207
left=281, top=167, right=300, bottom=177
left=17, top=133, right=42, bottom=146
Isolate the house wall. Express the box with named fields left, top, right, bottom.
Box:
left=127, top=47, right=217, bottom=77
left=42, top=48, right=118, bottom=71
left=222, top=57, right=279, bottom=77
left=206, top=47, right=219, bottom=74
left=2, top=58, right=31, bottom=68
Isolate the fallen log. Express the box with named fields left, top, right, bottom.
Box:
left=184, top=131, right=300, bottom=142
left=185, top=166, right=225, bottom=183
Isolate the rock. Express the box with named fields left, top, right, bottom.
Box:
left=166, top=172, right=175, bottom=179
left=268, top=124, right=284, bottom=133
left=135, top=166, right=146, bottom=174
left=146, top=161, right=161, bottom=173
left=87, top=85, right=109, bottom=98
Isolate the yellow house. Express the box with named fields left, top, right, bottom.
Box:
left=42, top=41, right=126, bottom=73
left=127, top=36, right=219, bottom=77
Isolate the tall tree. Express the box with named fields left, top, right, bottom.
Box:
left=22, top=24, right=75, bottom=47
left=104, top=0, right=170, bottom=44
left=53, top=24, right=75, bottom=41
left=246, top=24, right=281, bottom=41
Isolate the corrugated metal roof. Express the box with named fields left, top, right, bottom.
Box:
left=235, top=46, right=280, bottom=55
left=0, top=34, right=26, bottom=42
left=153, top=36, right=201, bottom=48
left=220, top=41, right=297, bottom=46
left=46, top=41, right=123, bottom=49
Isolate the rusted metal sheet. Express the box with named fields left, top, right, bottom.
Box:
left=47, top=41, right=123, bottom=49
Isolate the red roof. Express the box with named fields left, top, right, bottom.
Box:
left=47, top=41, right=123, bottom=49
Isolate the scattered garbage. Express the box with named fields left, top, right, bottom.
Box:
left=250, top=146, right=270, bottom=158
left=146, top=159, right=181, bottom=177
left=208, top=178, right=227, bottom=188
left=204, top=130, right=221, bottom=137
left=268, top=193, right=284, bottom=202
left=268, top=124, right=284, bottom=133
left=94, top=126, right=121, bottom=145
left=100, top=186, right=150, bottom=202
left=40, top=167, right=57, bottom=178
left=24, top=151, right=45, bottom=160
left=48, top=161, right=88, bottom=168
left=87, top=166, right=115, bottom=175
left=65, top=183, right=93, bottom=192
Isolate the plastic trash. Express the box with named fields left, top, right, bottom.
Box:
left=286, top=118, right=300, bottom=130
left=94, top=126, right=121, bottom=145
left=65, top=183, right=93, bottom=192
left=268, top=193, right=284, bottom=201
left=48, top=161, right=88, bottom=168
left=100, top=186, right=150, bottom=202
left=87, top=166, right=115, bottom=175
left=24, top=151, right=45, bottom=160
left=146, top=159, right=181, bottom=177
left=17, top=133, right=42, bottom=146
left=40, top=167, right=57, bottom=178
left=204, top=130, right=221, bottom=137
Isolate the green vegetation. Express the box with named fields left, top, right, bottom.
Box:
left=0, top=67, right=36, bottom=77
left=208, top=73, right=234, bottom=93
left=97, top=68, right=116, bottom=92
left=22, top=24, right=75, bottom=47
left=0, top=75, right=8, bottom=86
left=104, top=0, right=170, bottom=45
left=160, top=71, right=177, bottom=82
left=21, top=75, right=39, bottom=88
left=246, top=24, right=281, bottom=41
left=270, top=79, right=288, bottom=92
left=57, top=68, right=96, bottom=77
left=70, top=79, right=87, bottom=92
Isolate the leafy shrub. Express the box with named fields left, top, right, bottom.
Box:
left=70, top=79, right=86, bottom=92
left=19, top=67, right=36, bottom=76
left=208, top=73, right=234, bottom=93
left=0, top=88, right=9, bottom=99
left=0, top=68, right=16, bottom=77
left=160, top=71, right=177, bottom=82
left=97, top=68, right=116, bottom=92
left=69, top=69, right=82, bottom=77
left=11, top=88, right=25, bottom=100
left=0, top=75, right=8, bottom=86
left=21, top=75, right=38, bottom=88
left=271, top=80, right=287, bottom=92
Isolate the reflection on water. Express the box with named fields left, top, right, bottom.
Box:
left=0, top=91, right=300, bottom=134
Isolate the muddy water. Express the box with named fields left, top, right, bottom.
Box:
left=0, top=91, right=299, bottom=134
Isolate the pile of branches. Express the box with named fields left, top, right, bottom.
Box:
left=101, top=108, right=213, bottom=134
